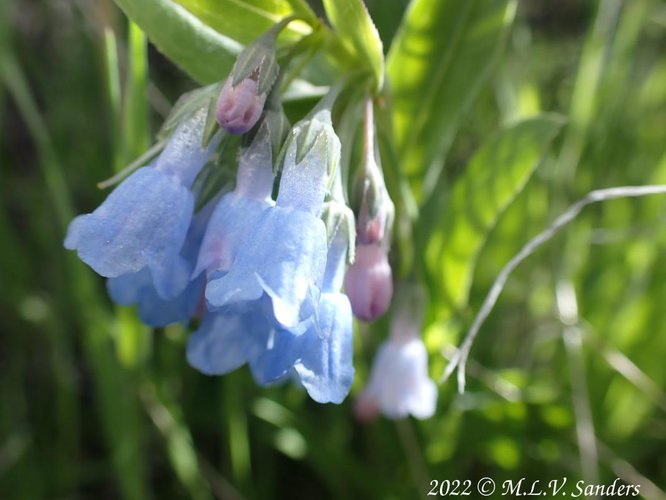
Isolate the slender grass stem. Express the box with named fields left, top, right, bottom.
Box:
left=441, top=185, right=666, bottom=392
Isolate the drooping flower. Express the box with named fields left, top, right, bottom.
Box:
left=344, top=243, right=393, bottom=321
left=356, top=337, right=436, bottom=420
left=105, top=198, right=217, bottom=327
left=65, top=109, right=218, bottom=299
left=187, top=199, right=354, bottom=404
left=205, top=109, right=340, bottom=328
left=193, top=126, right=276, bottom=278
left=355, top=287, right=437, bottom=420
left=252, top=202, right=355, bottom=403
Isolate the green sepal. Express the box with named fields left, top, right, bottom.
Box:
left=231, top=16, right=301, bottom=96
left=321, top=200, right=356, bottom=264
left=201, top=83, right=224, bottom=148
left=158, top=84, right=219, bottom=140
left=192, top=133, right=241, bottom=212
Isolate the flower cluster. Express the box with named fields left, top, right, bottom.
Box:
left=188, top=108, right=356, bottom=403
left=67, top=99, right=355, bottom=402
left=65, top=20, right=438, bottom=416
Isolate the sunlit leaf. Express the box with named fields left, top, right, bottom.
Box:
left=322, top=0, right=385, bottom=92
left=388, top=0, right=514, bottom=200
left=425, top=114, right=564, bottom=318
left=113, top=0, right=314, bottom=84
left=173, top=0, right=314, bottom=44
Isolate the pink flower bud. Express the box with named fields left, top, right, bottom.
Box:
left=356, top=193, right=392, bottom=245
left=343, top=244, right=393, bottom=321
left=216, top=78, right=266, bottom=134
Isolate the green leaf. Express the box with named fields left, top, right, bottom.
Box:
left=425, top=114, right=564, bottom=318
left=174, top=0, right=315, bottom=45
left=387, top=0, right=514, bottom=201
left=113, top=0, right=314, bottom=84
left=322, top=0, right=385, bottom=92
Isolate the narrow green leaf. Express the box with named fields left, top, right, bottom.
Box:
left=122, top=22, right=150, bottom=163
left=113, top=0, right=242, bottom=84
left=113, top=0, right=314, bottom=84
left=322, top=0, right=385, bottom=92
left=388, top=0, right=514, bottom=201
left=173, top=0, right=314, bottom=45
left=425, top=114, right=564, bottom=318
left=102, top=28, right=122, bottom=171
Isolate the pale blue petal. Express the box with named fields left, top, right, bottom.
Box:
left=292, top=294, right=353, bottom=403
left=149, top=253, right=193, bottom=300
left=186, top=305, right=270, bottom=375
left=250, top=293, right=353, bottom=403
left=205, top=207, right=327, bottom=328
left=105, top=198, right=215, bottom=326
left=154, top=109, right=218, bottom=188
left=249, top=320, right=309, bottom=385
left=107, top=270, right=204, bottom=327
left=322, top=224, right=348, bottom=293
left=65, top=167, right=193, bottom=281
left=193, top=193, right=271, bottom=278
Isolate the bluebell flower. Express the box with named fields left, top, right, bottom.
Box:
left=105, top=199, right=216, bottom=327
left=187, top=204, right=354, bottom=404
left=253, top=218, right=354, bottom=403
left=356, top=336, right=437, bottom=419
left=193, top=130, right=275, bottom=278
left=205, top=110, right=340, bottom=328
left=106, top=269, right=204, bottom=327
left=65, top=109, right=218, bottom=299
left=355, top=289, right=437, bottom=420
left=186, top=300, right=274, bottom=376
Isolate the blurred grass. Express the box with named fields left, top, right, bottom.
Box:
left=1, top=0, right=666, bottom=499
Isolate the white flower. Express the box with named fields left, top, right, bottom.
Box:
left=356, top=336, right=437, bottom=420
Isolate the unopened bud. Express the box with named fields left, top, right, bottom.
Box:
left=343, top=243, right=393, bottom=321
left=355, top=176, right=394, bottom=245
left=215, top=18, right=289, bottom=135
left=216, top=78, right=267, bottom=135
left=353, top=99, right=394, bottom=244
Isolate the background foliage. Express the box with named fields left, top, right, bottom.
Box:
left=1, top=0, right=665, bottom=498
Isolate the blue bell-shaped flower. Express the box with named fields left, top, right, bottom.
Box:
left=186, top=299, right=274, bottom=375
left=187, top=201, right=354, bottom=404
left=105, top=199, right=216, bottom=327
left=252, top=207, right=355, bottom=403
left=355, top=286, right=437, bottom=420
left=65, top=109, right=218, bottom=299
left=205, top=110, right=340, bottom=328
left=193, top=127, right=275, bottom=278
